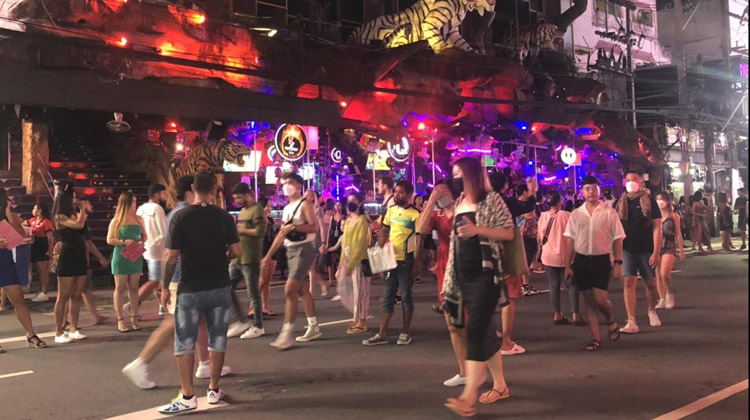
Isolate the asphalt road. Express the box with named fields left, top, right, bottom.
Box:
left=1, top=242, right=748, bottom=420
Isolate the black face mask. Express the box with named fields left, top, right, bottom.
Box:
left=347, top=202, right=360, bottom=213
left=451, top=178, right=465, bottom=195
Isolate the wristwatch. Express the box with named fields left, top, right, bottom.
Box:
left=614, top=260, right=623, bottom=265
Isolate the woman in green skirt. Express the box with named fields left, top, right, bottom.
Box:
left=107, top=192, right=146, bottom=332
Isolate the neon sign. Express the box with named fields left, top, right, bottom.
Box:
left=274, top=124, right=307, bottom=161
left=388, top=136, right=412, bottom=162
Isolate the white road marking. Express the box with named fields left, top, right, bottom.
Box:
left=318, top=318, right=354, bottom=327
left=0, top=332, right=56, bottom=344
left=652, top=379, right=748, bottom=420
left=102, top=397, right=228, bottom=420
left=0, top=370, right=34, bottom=379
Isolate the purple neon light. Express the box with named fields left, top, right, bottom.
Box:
left=465, top=148, right=493, bottom=154
left=345, top=185, right=360, bottom=192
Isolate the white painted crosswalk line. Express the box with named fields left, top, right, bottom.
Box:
left=102, top=397, right=229, bottom=420
left=0, top=370, right=34, bottom=380
left=652, top=379, right=748, bottom=420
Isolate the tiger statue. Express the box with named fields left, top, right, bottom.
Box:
left=349, top=0, right=495, bottom=53
left=172, top=138, right=251, bottom=209
left=513, top=19, right=566, bottom=62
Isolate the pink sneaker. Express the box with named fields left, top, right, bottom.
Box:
left=619, top=321, right=640, bottom=334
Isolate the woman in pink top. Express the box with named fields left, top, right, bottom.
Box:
left=537, top=191, right=584, bottom=326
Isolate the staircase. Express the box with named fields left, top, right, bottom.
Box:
left=12, top=127, right=151, bottom=287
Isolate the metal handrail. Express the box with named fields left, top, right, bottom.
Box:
left=35, top=153, right=55, bottom=199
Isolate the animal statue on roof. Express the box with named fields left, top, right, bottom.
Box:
left=172, top=138, right=251, bottom=209
left=349, top=0, right=496, bottom=53
left=510, top=0, right=588, bottom=62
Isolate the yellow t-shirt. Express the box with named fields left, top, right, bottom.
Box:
left=383, top=205, right=420, bottom=261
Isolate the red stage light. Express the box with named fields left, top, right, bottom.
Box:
left=188, top=12, right=206, bottom=25
left=117, top=37, right=128, bottom=47
left=168, top=121, right=177, bottom=129
left=339, top=101, right=348, bottom=108
left=74, top=174, right=88, bottom=180
left=417, top=123, right=426, bottom=131
left=49, top=162, right=62, bottom=168
left=176, top=143, right=184, bottom=152
left=83, top=188, right=96, bottom=195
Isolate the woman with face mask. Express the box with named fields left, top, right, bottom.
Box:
left=322, top=201, right=344, bottom=288
left=443, top=158, right=515, bottom=417
left=326, top=193, right=372, bottom=334
left=654, top=191, right=684, bottom=310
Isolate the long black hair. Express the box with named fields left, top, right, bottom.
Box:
left=52, top=184, right=76, bottom=219
left=35, top=202, right=51, bottom=220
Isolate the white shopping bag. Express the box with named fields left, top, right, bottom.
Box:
left=366, top=242, right=397, bottom=275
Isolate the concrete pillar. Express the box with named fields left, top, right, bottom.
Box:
left=21, top=119, right=49, bottom=194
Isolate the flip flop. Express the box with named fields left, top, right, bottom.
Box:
left=346, top=325, right=368, bottom=335
left=444, top=398, right=476, bottom=417
left=479, top=388, right=510, bottom=404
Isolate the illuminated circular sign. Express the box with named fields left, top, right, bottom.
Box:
left=388, top=137, right=411, bottom=162
left=274, top=124, right=307, bottom=161
left=330, top=148, right=343, bottom=163
left=560, top=147, right=577, bottom=165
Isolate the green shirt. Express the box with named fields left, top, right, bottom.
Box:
left=235, top=203, right=267, bottom=265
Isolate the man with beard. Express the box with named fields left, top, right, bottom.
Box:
left=363, top=180, right=422, bottom=346
left=125, top=184, right=169, bottom=316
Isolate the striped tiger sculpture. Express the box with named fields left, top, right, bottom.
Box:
left=349, top=0, right=496, bottom=53
left=173, top=139, right=251, bottom=209
left=510, top=0, right=588, bottom=62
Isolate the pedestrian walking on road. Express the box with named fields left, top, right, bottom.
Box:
left=563, top=176, right=625, bottom=351
left=418, top=180, right=468, bottom=388
left=226, top=182, right=266, bottom=340
left=733, top=188, right=747, bottom=250
left=654, top=191, right=684, bottom=310
left=537, top=191, right=584, bottom=326
left=157, top=172, right=239, bottom=413
left=442, top=157, right=514, bottom=417
left=617, top=170, right=663, bottom=334
left=133, top=184, right=169, bottom=317
left=717, top=193, right=735, bottom=252
left=263, top=173, right=323, bottom=350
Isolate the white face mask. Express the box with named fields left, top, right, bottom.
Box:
left=282, top=184, right=298, bottom=197
left=656, top=199, right=667, bottom=209
left=625, top=181, right=641, bottom=193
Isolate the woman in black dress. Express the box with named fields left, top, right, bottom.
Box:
left=0, top=189, right=46, bottom=352
left=51, top=182, right=91, bottom=344
left=442, top=158, right=515, bottom=417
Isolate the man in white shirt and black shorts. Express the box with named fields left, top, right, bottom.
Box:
left=563, top=176, right=626, bottom=352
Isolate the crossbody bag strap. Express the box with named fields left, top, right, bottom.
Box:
left=542, top=213, right=556, bottom=245
left=284, top=199, right=306, bottom=227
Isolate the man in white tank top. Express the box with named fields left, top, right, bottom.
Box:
left=261, top=173, right=322, bottom=350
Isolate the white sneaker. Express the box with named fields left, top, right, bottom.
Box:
left=227, top=320, right=252, bottom=338
left=443, top=374, right=467, bottom=387
left=665, top=293, right=675, bottom=309
left=655, top=299, right=666, bottom=310
left=158, top=394, right=197, bottom=414
left=240, top=326, right=265, bottom=340
left=123, top=302, right=132, bottom=315
left=207, top=388, right=225, bottom=404
left=68, top=330, right=87, bottom=340
left=500, top=342, right=526, bottom=356
left=194, top=363, right=232, bottom=379
left=270, top=330, right=295, bottom=350
left=158, top=305, right=167, bottom=316
left=31, top=292, right=49, bottom=302
left=122, top=359, right=156, bottom=389
left=54, top=333, right=73, bottom=344
left=620, top=320, right=640, bottom=334
left=296, top=324, right=322, bottom=343
left=648, top=311, right=662, bottom=327
left=330, top=295, right=342, bottom=302
left=396, top=333, right=412, bottom=346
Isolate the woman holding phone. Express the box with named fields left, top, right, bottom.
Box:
left=442, top=158, right=515, bottom=417
left=107, top=191, right=146, bottom=332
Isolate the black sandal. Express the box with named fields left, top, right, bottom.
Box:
left=608, top=320, right=620, bottom=342
left=584, top=339, right=601, bottom=351
left=554, top=317, right=571, bottom=325
left=27, top=335, right=47, bottom=348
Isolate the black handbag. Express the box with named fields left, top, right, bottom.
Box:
left=284, top=199, right=308, bottom=242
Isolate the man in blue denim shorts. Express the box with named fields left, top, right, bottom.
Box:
left=616, top=170, right=662, bottom=334
left=158, top=172, right=241, bottom=414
